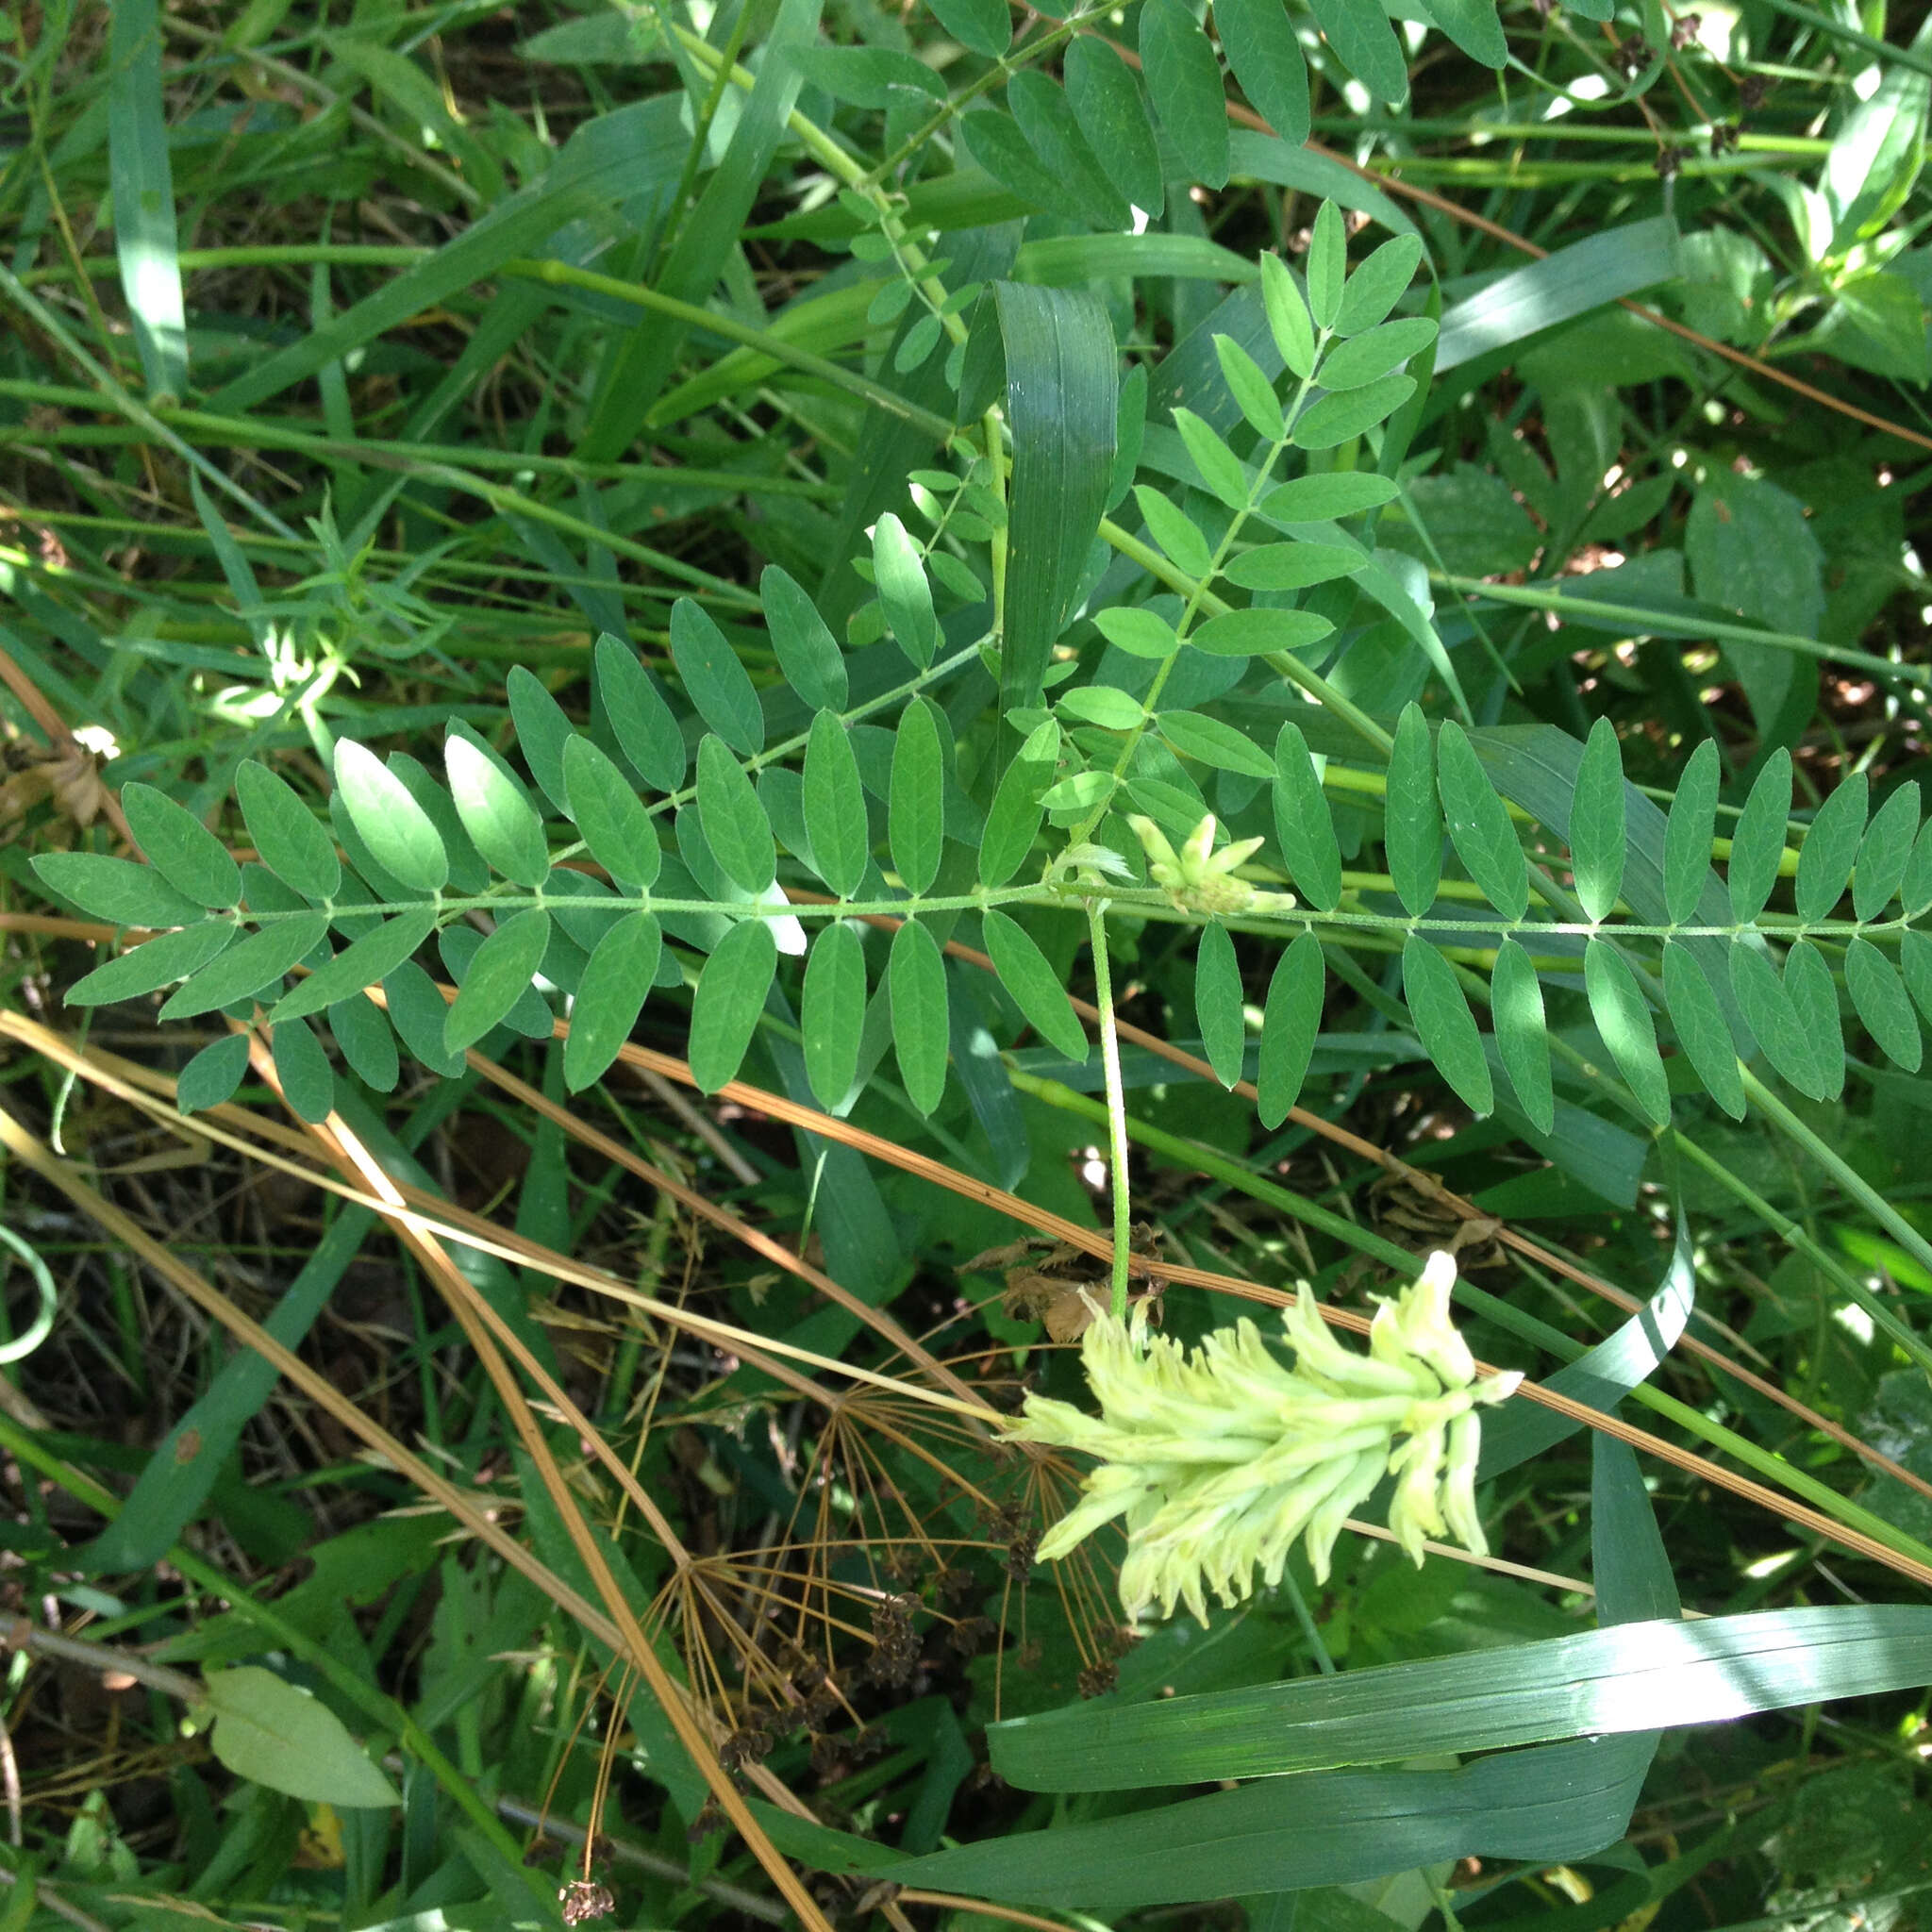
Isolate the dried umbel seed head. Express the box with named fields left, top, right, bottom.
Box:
left=1004, top=1251, right=1522, bottom=1626
left=559, top=1880, right=616, bottom=1926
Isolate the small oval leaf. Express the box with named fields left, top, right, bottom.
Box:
left=123, top=782, right=242, bottom=908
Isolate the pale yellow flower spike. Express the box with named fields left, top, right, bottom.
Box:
left=1005, top=1252, right=1524, bottom=1626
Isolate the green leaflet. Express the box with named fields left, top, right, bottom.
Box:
left=1436, top=720, right=1527, bottom=922
left=160, top=915, right=331, bottom=1021
left=1093, top=607, right=1181, bottom=661
left=1584, top=939, right=1671, bottom=1127
left=1317, top=318, right=1435, bottom=389
left=1291, top=375, right=1416, bottom=449
left=1401, top=934, right=1492, bottom=1115
left=1174, top=406, right=1251, bottom=510
left=1260, top=473, right=1398, bottom=520
left=1663, top=739, right=1720, bottom=927
left=393, top=750, right=491, bottom=896
left=1728, top=943, right=1832, bottom=1102
left=671, top=598, right=764, bottom=755
left=890, top=698, right=945, bottom=895
left=889, top=919, right=950, bottom=1114
left=565, top=913, right=661, bottom=1092
left=1306, top=202, right=1345, bottom=329
left=924, top=0, right=1008, bottom=57
left=1224, top=541, right=1359, bottom=591
left=873, top=512, right=939, bottom=670
left=1257, top=930, right=1324, bottom=1127
left=446, top=732, right=550, bottom=888
left=1135, top=483, right=1215, bottom=581
left=333, top=742, right=447, bottom=894
left=329, top=992, right=400, bottom=1094
left=1190, top=608, right=1335, bottom=658
left=1845, top=936, right=1923, bottom=1073
left=271, top=1014, right=336, bottom=1124
left=1063, top=37, right=1164, bottom=218
left=505, top=666, right=575, bottom=814
left=688, top=919, right=779, bottom=1091
left=980, top=727, right=1058, bottom=888
left=1385, top=703, right=1442, bottom=917
left=1793, top=773, right=1867, bottom=924
left=562, top=735, right=661, bottom=889
left=1491, top=937, right=1554, bottom=1136
left=1215, top=0, right=1310, bottom=146
left=1008, top=71, right=1131, bottom=231
left=445, top=908, right=552, bottom=1053
left=802, top=921, right=868, bottom=1110
left=1728, top=748, right=1792, bottom=925
left=1194, top=922, right=1246, bottom=1089
left=1334, top=236, right=1424, bottom=335
left=596, top=632, right=688, bottom=792
left=1259, top=254, right=1317, bottom=380
left=760, top=565, right=846, bottom=712
left=204, top=1664, right=399, bottom=1810
left=696, top=736, right=777, bottom=896
left=1782, top=940, right=1844, bottom=1101
left=1158, top=710, right=1277, bottom=778
left=123, top=780, right=242, bottom=909
left=31, top=853, right=209, bottom=931
left=1272, top=722, right=1341, bottom=912
left=1569, top=718, right=1626, bottom=924
left=982, top=909, right=1089, bottom=1064
left=1661, top=941, right=1745, bottom=1120
left=383, top=961, right=467, bottom=1079
left=1852, top=780, right=1919, bottom=921
left=236, top=762, right=341, bottom=901
left=803, top=708, right=872, bottom=898
left=178, top=1032, right=252, bottom=1114
left=1305, top=0, right=1407, bottom=105
left=273, top=908, right=439, bottom=1023
left=1427, top=0, right=1508, bottom=66
left=68, top=920, right=235, bottom=1007
left=1139, top=0, right=1230, bottom=187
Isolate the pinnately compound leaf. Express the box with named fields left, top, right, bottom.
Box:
left=1386, top=704, right=1442, bottom=917
left=802, top=920, right=868, bottom=1110
left=688, top=919, right=778, bottom=1092
left=1195, top=921, right=1246, bottom=1089
left=596, top=633, right=688, bottom=792
left=1437, top=721, right=1528, bottom=922
left=890, top=699, right=945, bottom=896
left=696, top=736, right=776, bottom=895
left=1664, top=739, right=1720, bottom=927
left=804, top=709, right=872, bottom=898
left=1853, top=780, right=1919, bottom=922
left=236, top=762, right=340, bottom=901
left=333, top=743, right=447, bottom=894
left=983, top=909, right=1090, bottom=1064
left=1844, top=936, right=1922, bottom=1074
left=671, top=598, right=764, bottom=756
left=1402, top=934, right=1492, bottom=1116
left=562, top=735, right=661, bottom=890
left=1794, top=773, right=1867, bottom=924
left=444, top=908, right=551, bottom=1054
left=890, top=919, right=950, bottom=1114
left=1661, top=941, right=1745, bottom=1119
left=1584, top=939, right=1671, bottom=1127
left=122, top=781, right=242, bottom=909
left=1569, top=718, right=1626, bottom=924
left=1728, top=748, right=1791, bottom=926
left=1273, top=723, right=1341, bottom=912
left=1491, top=937, right=1554, bottom=1136
left=1257, top=930, right=1323, bottom=1127
left=565, top=912, right=661, bottom=1093
left=444, top=733, right=549, bottom=888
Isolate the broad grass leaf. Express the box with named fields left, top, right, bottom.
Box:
left=271, top=1015, right=335, bottom=1124
left=328, top=993, right=399, bottom=1093
left=1316, top=316, right=1436, bottom=389
left=1292, top=375, right=1416, bottom=448
left=333, top=743, right=447, bottom=894
left=1273, top=722, right=1341, bottom=911
left=123, top=781, right=242, bottom=908
left=1852, top=780, right=1919, bottom=921
left=236, top=763, right=341, bottom=900
left=445, top=908, right=552, bottom=1054
left=1664, top=739, right=1720, bottom=926
left=1224, top=542, right=1360, bottom=591
left=688, top=919, right=778, bottom=1091
left=983, top=909, right=1089, bottom=1063
left=1437, top=720, right=1528, bottom=921
left=1584, top=939, right=1671, bottom=1126
left=1008, top=71, right=1131, bottom=230
left=595, top=632, right=688, bottom=791
left=804, top=709, right=871, bottom=897
left=1135, top=484, right=1215, bottom=581
left=1195, top=921, right=1246, bottom=1087
left=874, top=512, right=939, bottom=669
left=1259, top=255, right=1317, bottom=379
left=1570, top=718, right=1626, bottom=924
left=1491, top=938, right=1554, bottom=1135
left=506, top=665, right=575, bottom=813
left=671, top=598, right=763, bottom=755
left=1335, top=236, right=1424, bottom=335
left=1386, top=703, right=1441, bottom=917
left=205, top=1665, right=399, bottom=1809
left=108, top=0, right=187, bottom=397
left=1728, top=746, right=1791, bottom=925
left=445, top=733, right=549, bottom=888
left=1845, top=936, right=1922, bottom=1073
left=1158, top=711, right=1277, bottom=778
left=1189, top=608, right=1335, bottom=657
left=272, top=908, right=438, bottom=1023
left=1794, top=772, right=1867, bottom=923
left=1063, top=37, right=1164, bottom=217
left=1782, top=940, right=1844, bottom=1100
left=1139, top=0, right=1230, bottom=187
left=890, top=698, right=945, bottom=895
left=562, top=735, right=661, bottom=889
left=161, top=915, right=330, bottom=1021
left=1257, top=930, right=1323, bottom=1126
left=696, top=736, right=776, bottom=894
left=1174, top=407, right=1251, bottom=509
left=1260, top=473, right=1398, bottom=519
left=803, top=920, right=868, bottom=1109
left=890, top=919, right=950, bottom=1113
left=30, top=853, right=208, bottom=930
left=1729, top=943, right=1832, bottom=1100
left=1401, top=934, right=1492, bottom=1115
left=1306, top=202, right=1346, bottom=328
left=1217, top=0, right=1310, bottom=146
left=68, top=921, right=234, bottom=1007
left=1661, top=941, right=1745, bottom=1118
left=760, top=565, right=846, bottom=711
left=177, top=1032, right=252, bottom=1114
left=564, top=912, right=661, bottom=1092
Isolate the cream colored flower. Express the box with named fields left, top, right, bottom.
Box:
left=1006, top=1252, right=1521, bottom=1625
left=1124, top=812, right=1272, bottom=916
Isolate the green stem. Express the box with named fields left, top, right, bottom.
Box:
left=1086, top=902, right=1135, bottom=1322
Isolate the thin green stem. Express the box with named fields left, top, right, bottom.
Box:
left=1085, top=901, right=1135, bottom=1321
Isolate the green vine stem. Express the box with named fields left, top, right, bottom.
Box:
left=1086, top=899, right=1135, bottom=1322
